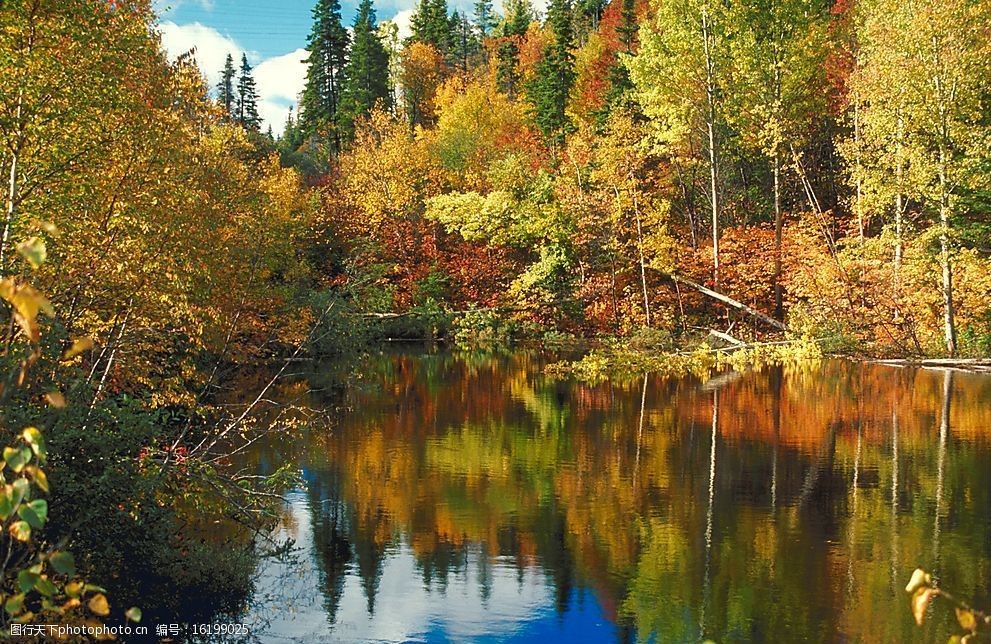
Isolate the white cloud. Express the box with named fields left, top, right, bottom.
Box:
left=159, top=20, right=244, bottom=86
left=159, top=21, right=307, bottom=136
left=390, top=9, right=415, bottom=41
left=254, top=48, right=309, bottom=136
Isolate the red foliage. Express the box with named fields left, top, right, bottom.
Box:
left=825, top=0, right=857, bottom=114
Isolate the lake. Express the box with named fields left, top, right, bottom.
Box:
left=238, top=348, right=991, bottom=642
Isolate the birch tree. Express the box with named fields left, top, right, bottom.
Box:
left=629, top=0, right=728, bottom=286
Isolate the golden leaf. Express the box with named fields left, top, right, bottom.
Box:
left=956, top=607, right=978, bottom=632
left=87, top=593, right=110, bottom=617
left=912, top=587, right=936, bottom=626
left=15, top=237, right=47, bottom=269
left=45, top=391, right=66, bottom=408
left=906, top=568, right=932, bottom=594
left=63, top=336, right=94, bottom=360
left=0, top=279, right=54, bottom=343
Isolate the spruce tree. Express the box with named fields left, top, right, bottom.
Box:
left=410, top=0, right=453, bottom=52
left=526, top=0, right=574, bottom=144
left=236, top=53, right=261, bottom=131
left=340, top=0, right=392, bottom=135
left=300, top=0, right=350, bottom=152
left=280, top=106, right=306, bottom=153
left=217, top=53, right=236, bottom=120
left=450, top=11, right=478, bottom=71
left=616, top=0, right=636, bottom=52
left=495, top=0, right=533, bottom=97
left=473, top=0, right=495, bottom=37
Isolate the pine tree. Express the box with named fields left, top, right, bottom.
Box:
left=217, top=53, right=236, bottom=120
left=300, top=0, right=350, bottom=152
left=473, top=0, right=495, bottom=37
left=410, top=0, right=453, bottom=52
left=495, top=0, right=533, bottom=97
left=450, top=10, right=478, bottom=71
left=280, top=106, right=306, bottom=153
left=526, top=0, right=575, bottom=146
left=340, top=0, right=392, bottom=135
left=236, top=53, right=261, bottom=130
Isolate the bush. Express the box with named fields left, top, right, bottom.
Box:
left=452, top=308, right=515, bottom=351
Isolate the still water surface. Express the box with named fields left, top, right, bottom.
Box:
left=241, top=349, right=991, bottom=642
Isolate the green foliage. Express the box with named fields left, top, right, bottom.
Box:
left=625, top=326, right=675, bottom=352
left=301, top=0, right=351, bottom=146
left=340, top=0, right=392, bottom=137
left=452, top=308, right=516, bottom=351
left=548, top=337, right=824, bottom=382
left=409, top=0, right=454, bottom=52
left=526, top=0, right=576, bottom=145
left=217, top=53, right=236, bottom=121
left=236, top=54, right=262, bottom=131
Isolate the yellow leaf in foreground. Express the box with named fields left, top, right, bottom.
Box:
left=87, top=593, right=110, bottom=617
left=0, top=279, right=54, bottom=343
left=63, top=336, right=94, bottom=360
left=911, top=587, right=936, bottom=626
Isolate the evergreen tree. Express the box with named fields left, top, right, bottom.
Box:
left=616, top=0, right=636, bottom=52
left=450, top=10, right=478, bottom=71
left=236, top=53, right=261, bottom=130
left=282, top=106, right=304, bottom=151
left=526, top=0, right=575, bottom=145
left=340, top=0, right=392, bottom=134
left=216, top=53, right=236, bottom=120
left=410, top=0, right=453, bottom=52
left=495, top=0, right=533, bottom=97
left=577, top=0, right=606, bottom=30
left=473, top=0, right=495, bottom=37
left=300, top=0, right=350, bottom=152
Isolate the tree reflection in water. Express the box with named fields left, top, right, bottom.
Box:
left=240, top=349, right=991, bottom=643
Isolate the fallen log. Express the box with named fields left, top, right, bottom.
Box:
left=871, top=358, right=991, bottom=373
left=663, top=273, right=789, bottom=332
left=709, top=329, right=746, bottom=347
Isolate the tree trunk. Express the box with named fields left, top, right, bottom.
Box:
left=701, top=7, right=720, bottom=286
left=938, top=140, right=956, bottom=355
left=773, top=147, right=783, bottom=320
left=632, top=187, right=651, bottom=328
left=664, top=272, right=789, bottom=332
left=894, top=111, right=905, bottom=289
left=1, top=93, right=21, bottom=272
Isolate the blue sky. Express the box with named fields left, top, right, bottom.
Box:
left=156, top=0, right=316, bottom=61
left=154, top=0, right=473, bottom=133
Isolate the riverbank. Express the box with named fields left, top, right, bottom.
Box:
left=538, top=331, right=991, bottom=381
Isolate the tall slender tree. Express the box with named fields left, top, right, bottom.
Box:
left=450, top=10, right=478, bottom=72
left=600, top=0, right=639, bottom=117
left=340, top=0, right=392, bottom=135
left=216, top=53, right=236, bottom=120
left=300, top=0, right=350, bottom=152
left=473, top=0, right=495, bottom=37
left=630, top=0, right=729, bottom=286
left=726, top=0, right=831, bottom=319
left=495, top=0, right=534, bottom=97
left=526, top=0, right=576, bottom=148
left=848, top=0, right=991, bottom=355
left=236, top=53, right=261, bottom=130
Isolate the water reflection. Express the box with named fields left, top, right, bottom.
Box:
left=243, top=350, right=991, bottom=642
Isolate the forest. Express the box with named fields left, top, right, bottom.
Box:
left=0, top=0, right=989, bottom=635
